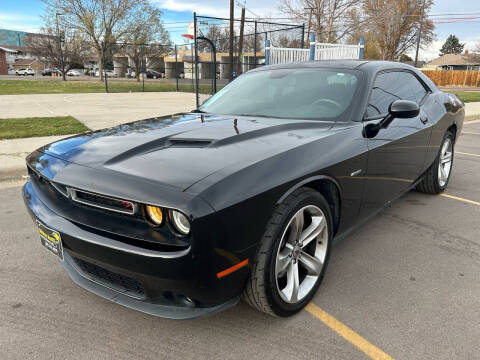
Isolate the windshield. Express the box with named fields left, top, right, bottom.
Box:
left=199, top=68, right=360, bottom=120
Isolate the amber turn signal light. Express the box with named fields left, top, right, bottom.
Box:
left=146, top=205, right=163, bottom=225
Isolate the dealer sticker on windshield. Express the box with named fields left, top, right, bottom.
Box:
left=37, top=221, right=63, bottom=260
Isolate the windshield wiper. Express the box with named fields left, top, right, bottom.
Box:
left=191, top=109, right=206, bottom=113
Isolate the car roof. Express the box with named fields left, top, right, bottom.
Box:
left=250, top=60, right=417, bottom=74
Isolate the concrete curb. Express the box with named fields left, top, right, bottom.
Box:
left=0, top=166, right=27, bottom=182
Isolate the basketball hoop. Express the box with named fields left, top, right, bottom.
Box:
left=181, top=21, right=195, bottom=43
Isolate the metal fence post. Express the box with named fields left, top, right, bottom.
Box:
left=141, top=46, right=145, bottom=92
left=265, top=39, right=270, bottom=66
left=359, top=37, right=365, bottom=59
left=309, top=34, right=316, bottom=61
left=194, top=12, right=199, bottom=109
left=175, top=44, right=178, bottom=92
left=191, top=44, right=194, bottom=92
left=254, top=21, right=257, bottom=69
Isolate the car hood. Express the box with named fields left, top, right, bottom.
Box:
left=39, top=113, right=335, bottom=191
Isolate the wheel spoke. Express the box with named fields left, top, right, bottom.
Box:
left=276, top=248, right=291, bottom=277
left=288, top=210, right=304, bottom=244
left=441, top=140, right=449, bottom=156
left=440, top=165, right=447, bottom=182
left=300, top=216, right=325, bottom=248
left=282, top=261, right=299, bottom=302
left=441, top=151, right=452, bottom=164
left=299, top=251, right=322, bottom=276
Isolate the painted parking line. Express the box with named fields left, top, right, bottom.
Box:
left=305, top=303, right=394, bottom=360
left=462, top=132, right=480, bottom=135
left=456, top=151, right=480, bottom=157
left=440, top=193, right=480, bottom=206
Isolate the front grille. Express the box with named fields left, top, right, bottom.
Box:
left=73, top=257, right=146, bottom=299
left=28, top=165, right=137, bottom=216
left=70, top=188, right=136, bottom=215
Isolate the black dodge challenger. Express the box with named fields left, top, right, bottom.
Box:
left=23, top=61, right=464, bottom=318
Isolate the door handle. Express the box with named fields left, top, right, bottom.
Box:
left=420, top=117, right=428, bottom=124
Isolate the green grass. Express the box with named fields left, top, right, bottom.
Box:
left=453, top=92, right=480, bottom=103
left=0, top=80, right=214, bottom=95
left=0, top=116, right=90, bottom=140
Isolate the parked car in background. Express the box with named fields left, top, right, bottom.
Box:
left=67, top=69, right=82, bottom=76
left=95, top=69, right=116, bottom=77
left=42, top=68, right=62, bottom=76
left=146, top=70, right=162, bottom=79
left=16, top=68, right=35, bottom=76
left=8, top=68, right=16, bottom=75
left=22, top=61, right=464, bottom=319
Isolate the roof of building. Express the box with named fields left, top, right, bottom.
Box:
left=13, top=58, right=42, bottom=66
left=0, top=46, right=18, bottom=53
left=1, top=45, right=32, bottom=52
left=427, top=53, right=480, bottom=66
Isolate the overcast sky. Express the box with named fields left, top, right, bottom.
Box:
left=1, top=0, right=479, bottom=61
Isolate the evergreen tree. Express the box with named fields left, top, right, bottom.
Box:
left=439, top=35, right=465, bottom=56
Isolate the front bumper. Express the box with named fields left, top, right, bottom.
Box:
left=23, top=180, right=240, bottom=319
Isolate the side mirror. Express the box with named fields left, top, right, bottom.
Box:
left=389, top=100, right=420, bottom=119
left=363, top=100, right=420, bottom=139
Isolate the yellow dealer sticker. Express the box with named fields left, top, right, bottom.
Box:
left=37, top=221, right=63, bottom=260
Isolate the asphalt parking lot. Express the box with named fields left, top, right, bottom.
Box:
left=1, top=121, right=479, bottom=360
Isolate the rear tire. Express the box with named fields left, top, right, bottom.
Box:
left=243, top=187, right=332, bottom=317
left=417, top=130, right=454, bottom=194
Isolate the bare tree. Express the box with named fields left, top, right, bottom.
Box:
left=27, top=27, right=89, bottom=80
left=275, top=33, right=303, bottom=48
left=42, top=0, right=170, bottom=81
left=279, top=0, right=364, bottom=43
left=362, top=0, right=435, bottom=60
left=474, top=43, right=480, bottom=54
left=198, top=25, right=234, bottom=53
left=118, top=6, right=170, bottom=81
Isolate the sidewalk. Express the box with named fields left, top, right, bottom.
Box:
left=0, top=92, right=206, bottom=180
left=2, top=96, right=480, bottom=181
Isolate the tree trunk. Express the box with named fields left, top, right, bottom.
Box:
left=96, top=48, right=104, bottom=82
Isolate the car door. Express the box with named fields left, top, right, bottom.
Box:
left=359, top=70, right=432, bottom=220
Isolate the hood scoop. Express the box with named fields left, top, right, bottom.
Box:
left=167, top=139, right=213, bottom=148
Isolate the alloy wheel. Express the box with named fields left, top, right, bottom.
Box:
left=275, top=205, right=328, bottom=304
left=438, top=138, right=453, bottom=187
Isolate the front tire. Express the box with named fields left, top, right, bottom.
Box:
left=417, top=130, right=454, bottom=194
left=243, top=187, right=332, bottom=317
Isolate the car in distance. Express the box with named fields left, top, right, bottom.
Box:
left=67, top=69, right=82, bottom=76
left=42, top=68, right=62, bottom=76
left=16, top=68, right=35, bottom=76
left=146, top=70, right=162, bottom=79
left=23, top=61, right=464, bottom=318
left=95, top=69, right=116, bottom=77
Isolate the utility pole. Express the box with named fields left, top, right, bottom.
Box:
left=56, top=12, right=65, bottom=81
left=229, top=0, right=234, bottom=80
left=414, top=0, right=426, bottom=68
left=238, top=5, right=245, bottom=75
left=305, top=7, right=314, bottom=48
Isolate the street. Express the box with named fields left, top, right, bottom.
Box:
left=1, top=121, right=479, bottom=359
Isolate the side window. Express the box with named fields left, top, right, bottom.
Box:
left=401, top=72, right=428, bottom=104
left=366, top=71, right=428, bottom=118
left=366, top=72, right=400, bottom=117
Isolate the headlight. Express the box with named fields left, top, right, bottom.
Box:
left=145, top=205, right=163, bottom=225
left=170, top=210, right=191, bottom=235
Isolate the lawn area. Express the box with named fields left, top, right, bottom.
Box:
left=453, top=91, right=480, bottom=103
left=0, top=80, right=214, bottom=95
left=0, top=116, right=90, bottom=140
